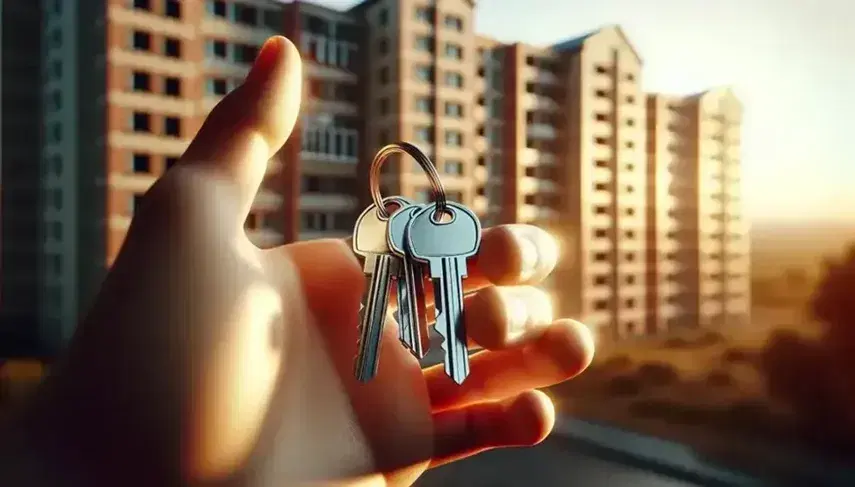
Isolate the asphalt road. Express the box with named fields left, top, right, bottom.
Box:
left=417, top=435, right=700, bottom=487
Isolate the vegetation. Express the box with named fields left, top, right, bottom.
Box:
left=552, top=244, right=855, bottom=468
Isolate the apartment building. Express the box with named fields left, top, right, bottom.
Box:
left=549, top=27, right=649, bottom=339
left=10, top=0, right=749, bottom=350
left=0, top=0, right=44, bottom=351
left=646, top=89, right=750, bottom=332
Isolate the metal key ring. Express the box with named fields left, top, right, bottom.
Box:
left=369, top=142, right=447, bottom=220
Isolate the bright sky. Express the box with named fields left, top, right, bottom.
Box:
left=310, top=0, right=855, bottom=224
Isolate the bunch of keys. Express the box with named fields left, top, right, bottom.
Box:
left=352, top=142, right=482, bottom=385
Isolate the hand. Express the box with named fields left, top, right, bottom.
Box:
left=29, top=37, right=595, bottom=487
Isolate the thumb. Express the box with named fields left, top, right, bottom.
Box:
left=182, top=36, right=302, bottom=223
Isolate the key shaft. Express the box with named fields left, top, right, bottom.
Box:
left=355, top=253, right=397, bottom=382
left=398, top=258, right=430, bottom=358
left=430, top=256, right=470, bottom=384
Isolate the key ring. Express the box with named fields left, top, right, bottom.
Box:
left=369, top=142, right=447, bottom=220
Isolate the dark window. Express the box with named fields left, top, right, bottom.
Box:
left=165, top=156, right=179, bottom=170
left=378, top=9, right=388, bottom=25
left=132, top=153, right=151, bottom=173
left=378, top=38, right=388, bottom=55
left=132, top=31, right=151, bottom=51
left=235, top=43, right=259, bottom=64
left=212, top=40, right=227, bottom=58
left=211, top=0, right=226, bottom=17
left=235, top=4, right=258, bottom=25
left=212, top=78, right=228, bottom=95
left=133, top=0, right=151, bottom=10
left=132, top=71, right=150, bottom=92
left=164, top=37, right=181, bottom=58
left=165, top=0, right=180, bottom=18
left=133, top=112, right=151, bottom=132
left=164, top=117, right=181, bottom=137
left=164, top=77, right=181, bottom=96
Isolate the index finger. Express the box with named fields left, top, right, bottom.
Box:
left=343, top=223, right=560, bottom=308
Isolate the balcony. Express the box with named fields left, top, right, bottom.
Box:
left=305, top=96, right=358, bottom=117
left=519, top=204, right=559, bottom=222
left=520, top=177, right=558, bottom=194
left=528, top=94, right=560, bottom=112
left=299, top=193, right=358, bottom=212
left=474, top=136, right=488, bottom=153
left=473, top=165, right=488, bottom=181
left=300, top=34, right=359, bottom=83
left=526, top=123, right=557, bottom=140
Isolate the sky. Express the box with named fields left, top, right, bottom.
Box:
left=309, top=0, right=855, bottom=225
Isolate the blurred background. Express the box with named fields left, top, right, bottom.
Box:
left=1, top=0, right=854, bottom=485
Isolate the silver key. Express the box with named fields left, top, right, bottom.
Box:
left=406, top=202, right=482, bottom=384
left=352, top=196, right=411, bottom=382
left=388, top=204, right=430, bottom=359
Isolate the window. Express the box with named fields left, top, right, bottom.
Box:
left=164, top=77, right=181, bottom=96
left=50, top=29, right=62, bottom=48
left=594, top=183, right=608, bottom=191
left=132, top=112, right=151, bottom=132
left=51, top=60, right=62, bottom=79
left=445, top=43, right=463, bottom=60
left=165, top=156, right=179, bottom=170
left=594, top=253, right=608, bottom=262
left=445, top=130, right=463, bottom=147
left=594, top=229, right=608, bottom=238
left=594, top=206, right=607, bottom=215
left=414, top=65, right=434, bottom=82
left=132, top=71, right=151, bottom=92
left=164, top=37, right=181, bottom=58
left=415, top=36, right=434, bottom=53
left=235, top=43, right=259, bottom=64
left=415, top=6, right=433, bottom=22
left=445, top=102, right=463, bottom=118
left=132, top=153, right=151, bottom=173
left=208, top=0, right=227, bottom=17
left=165, top=0, right=181, bottom=18
left=208, top=77, right=228, bottom=95
left=379, top=67, right=389, bottom=84
left=51, top=155, right=62, bottom=175
left=378, top=8, right=388, bottom=25
left=133, top=0, right=151, bottom=10
left=444, top=71, right=464, bottom=88
left=132, top=31, right=151, bottom=51
left=48, top=91, right=62, bottom=111
left=594, top=275, right=608, bottom=285
left=415, top=126, right=434, bottom=143
left=164, top=117, right=181, bottom=137
left=377, top=38, right=388, bottom=55
left=444, top=15, right=463, bottom=31
left=415, top=96, right=433, bottom=113
left=378, top=98, right=389, bottom=115
left=235, top=4, right=258, bottom=25
left=445, top=160, right=463, bottom=175
left=208, top=40, right=227, bottom=59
